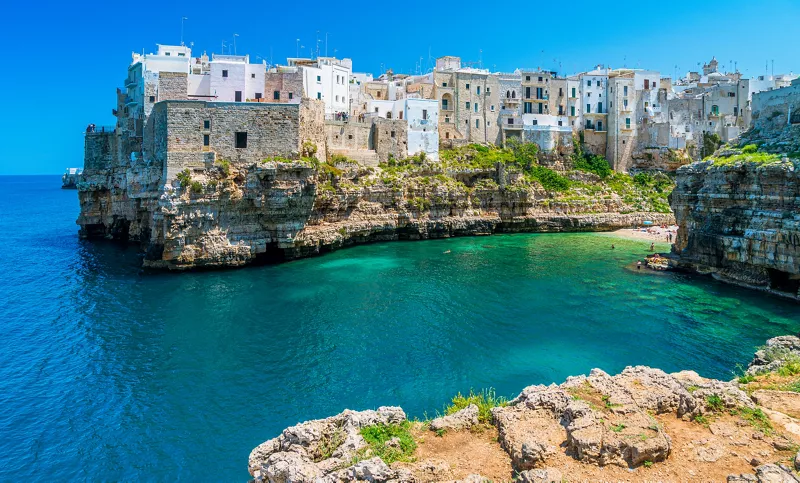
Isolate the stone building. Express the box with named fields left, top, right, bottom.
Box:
left=264, top=66, right=303, bottom=104
left=433, top=56, right=500, bottom=146
left=498, top=72, right=523, bottom=144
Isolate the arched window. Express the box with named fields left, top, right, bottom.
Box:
left=511, top=91, right=516, bottom=98
left=506, top=90, right=510, bottom=98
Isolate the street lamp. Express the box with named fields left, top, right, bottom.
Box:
left=181, top=17, right=188, bottom=46
left=233, top=34, right=239, bottom=55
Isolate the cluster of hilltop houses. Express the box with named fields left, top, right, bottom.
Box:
left=107, top=44, right=797, bottom=174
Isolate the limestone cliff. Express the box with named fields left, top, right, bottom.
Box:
left=248, top=335, right=800, bottom=482
left=77, top=152, right=674, bottom=270
left=671, top=158, right=800, bottom=298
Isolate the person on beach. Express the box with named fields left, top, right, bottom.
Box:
left=650, top=242, right=655, bottom=252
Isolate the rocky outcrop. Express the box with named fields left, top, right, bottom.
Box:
left=78, top=159, right=674, bottom=270
left=670, top=158, right=800, bottom=300
left=249, top=335, right=800, bottom=482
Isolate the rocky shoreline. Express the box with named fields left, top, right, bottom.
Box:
left=249, top=335, right=800, bottom=482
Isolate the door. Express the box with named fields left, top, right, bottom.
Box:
left=235, top=91, right=242, bottom=102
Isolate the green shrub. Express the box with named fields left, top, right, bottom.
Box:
left=176, top=169, right=192, bottom=186
left=445, top=388, right=508, bottom=424
left=527, top=166, right=571, bottom=191
left=329, top=154, right=351, bottom=164
left=778, top=355, right=800, bottom=377
left=301, top=140, right=318, bottom=158
left=216, top=158, right=231, bottom=176
left=574, top=153, right=612, bottom=179
left=610, top=423, right=626, bottom=432
left=742, top=144, right=758, bottom=154
left=313, top=428, right=345, bottom=462
left=358, top=422, right=416, bottom=464
left=190, top=181, right=203, bottom=194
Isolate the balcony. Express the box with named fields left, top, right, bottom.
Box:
left=124, top=77, right=137, bottom=87
left=441, top=105, right=454, bottom=112
left=503, top=96, right=520, bottom=104
left=124, top=96, right=138, bottom=106
left=85, top=125, right=116, bottom=135
left=502, top=120, right=524, bottom=130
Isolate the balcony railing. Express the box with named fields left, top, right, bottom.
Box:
left=85, top=125, right=116, bottom=134
left=502, top=120, right=524, bottom=129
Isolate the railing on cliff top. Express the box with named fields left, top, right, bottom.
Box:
left=85, top=125, right=116, bottom=134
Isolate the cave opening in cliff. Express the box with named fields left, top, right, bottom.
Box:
left=767, top=268, right=800, bottom=295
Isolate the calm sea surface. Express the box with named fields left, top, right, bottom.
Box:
left=1, top=175, right=799, bottom=481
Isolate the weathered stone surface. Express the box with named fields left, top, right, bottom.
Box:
left=248, top=406, right=406, bottom=479
left=749, top=336, right=800, bottom=375
left=754, top=463, right=800, bottom=482
left=517, top=468, right=563, bottom=483
left=429, top=404, right=479, bottom=432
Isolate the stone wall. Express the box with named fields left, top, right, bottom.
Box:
left=84, top=131, right=117, bottom=170
left=265, top=70, right=303, bottom=103
left=158, top=72, right=189, bottom=101
left=324, top=121, right=372, bottom=152
left=299, top=99, right=327, bottom=161
left=373, top=118, right=408, bottom=161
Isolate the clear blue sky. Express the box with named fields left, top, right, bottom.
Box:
left=1, top=0, right=798, bottom=174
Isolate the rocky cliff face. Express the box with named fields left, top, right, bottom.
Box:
left=670, top=131, right=800, bottom=300
left=78, top=153, right=674, bottom=270
left=248, top=335, right=800, bottom=483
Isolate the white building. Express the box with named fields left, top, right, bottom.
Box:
left=289, top=57, right=352, bottom=115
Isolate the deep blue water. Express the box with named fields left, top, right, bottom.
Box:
left=1, top=175, right=798, bottom=481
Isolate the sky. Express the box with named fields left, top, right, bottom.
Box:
left=0, top=0, right=798, bottom=175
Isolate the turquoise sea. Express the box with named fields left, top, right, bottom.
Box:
left=1, top=175, right=799, bottom=481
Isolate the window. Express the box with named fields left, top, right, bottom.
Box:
left=596, top=80, right=600, bottom=87
left=274, top=91, right=280, bottom=100
left=178, top=53, right=185, bottom=57
left=587, top=92, right=592, bottom=97
left=490, top=105, right=494, bottom=112
left=536, top=87, right=543, bottom=99
left=203, top=120, right=210, bottom=129
left=571, top=105, right=575, bottom=116
left=624, top=99, right=628, bottom=108
left=558, top=105, right=563, bottom=115
left=486, top=87, right=490, bottom=94
left=222, top=70, right=228, bottom=78
left=466, top=83, right=470, bottom=89
left=335, top=95, right=339, bottom=102
left=711, top=105, right=719, bottom=115
left=526, top=76, right=531, bottom=81
left=571, top=87, right=576, bottom=97
left=558, top=120, right=563, bottom=126
left=597, top=102, right=602, bottom=113
left=475, top=119, right=479, bottom=128
left=442, top=82, right=447, bottom=87
left=390, top=130, right=396, bottom=138
left=538, top=103, right=543, bottom=114
left=255, top=93, right=262, bottom=100
left=235, top=91, right=242, bottom=102
left=442, top=99, right=449, bottom=110
left=289, top=92, right=293, bottom=100
left=587, top=80, right=591, bottom=87
left=734, top=107, right=739, bottom=116
left=477, top=86, right=481, bottom=95
left=524, top=102, right=532, bottom=114
left=251, top=73, right=255, bottom=79
left=532, top=120, right=538, bottom=125
left=487, top=121, right=490, bottom=126
left=336, top=75, right=340, bottom=83
left=538, top=76, right=543, bottom=82
left=474, top=103, right=478, bottom=112
left=626, top=118, right=631, bottom=129
left=728, top=92, right=736, bottom=97
left=512, top=91, right=516, bottom=98
left=203, top=134, right=209, bottom=146
left=506, top=90, right=510, bottom=98
left=609, top=101, right=612, bottom=108
left=317, top=92, right=322, bottom=100
left=586, top=104, right=591, bottom=113
left=466, top=102, right=471, bottom=109
left=149, top=95, right=155, bottom=102
left=165, top=52, right=170, bottom=56
left=525, top=87, right=531, bottom=99
left=623, top=86, right=628, bottom=96
left=422, top=109, right=428, bottom=120
left=559, top=88, right=563, bottom=96
left=445, top=116, right=450, bottom=123
left=316, top=75, right=321, bottom=82
left=235, top=132, right=247, bottom=148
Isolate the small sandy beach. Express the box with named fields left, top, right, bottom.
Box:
left=602, top=225, right=678, bottom=243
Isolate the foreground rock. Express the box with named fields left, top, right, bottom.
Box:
left=249, top=335, right=800, bottom=482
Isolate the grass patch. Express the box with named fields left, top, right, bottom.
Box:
left=190, top=181, right=203, bottom=194
left=777, top=355, right=800, bottom=376
left=602, top=395, right=622, bottom=409
left=445, top=388, right=508, bottom=425
left=736, top=407, right=773, bottom=434
left=358, top=421, right=417, bottom=464
left=610, top=423, right=626, bottom=433
left=692, top=414, right=710, bottom=426
left=176, top=169, right=192, bottom=187
left=643, top=460, right=654, bottom=468
left=706, top=394, right=724, bottom=412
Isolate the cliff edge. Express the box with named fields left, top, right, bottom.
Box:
left=248, top=335, right=800, bottom=482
